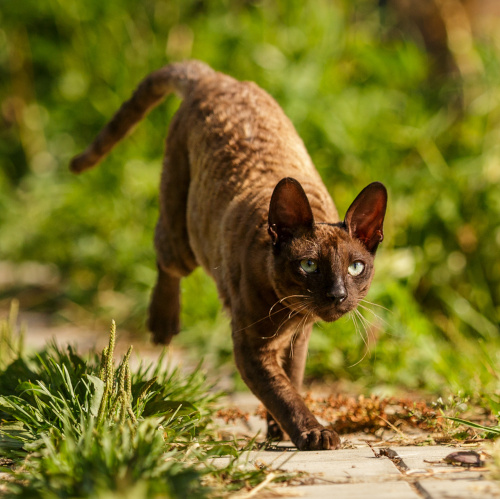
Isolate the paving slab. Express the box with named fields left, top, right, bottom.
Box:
left=272, top=482, right=421, bottom=498
left=390, top=445, right=489, bottom=480
left=214, top=415, right=268, bottom=439
left=416, top=479, right=500, bottom=499
left=210, top=447, right=400, bottom=481
left=385, top=446, right=499, bottom=498
left=391, top=446, right=478, bottom=472
left=225, top=392, right=260, bottom=411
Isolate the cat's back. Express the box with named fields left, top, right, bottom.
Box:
left=178, top=71, right=318, bottom=186
left=173, top=69, right=335, bottom=219
left=166, top=68, right=338, bottom=276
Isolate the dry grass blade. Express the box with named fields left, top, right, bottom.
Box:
left=233, top=472, right=276, bottom=499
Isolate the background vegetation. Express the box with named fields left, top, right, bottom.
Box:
left=1, top=0, right=500, bottom=395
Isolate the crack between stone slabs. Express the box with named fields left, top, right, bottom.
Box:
left=366, top=445, right=428, bottom=498
left=376, top=447, right=495, bottom=499
left=389, top=450, right=431, bottom=499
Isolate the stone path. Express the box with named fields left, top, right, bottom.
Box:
left=209, top=446, right=498, bottom=498
left=215, top=393, right=500, bottom=498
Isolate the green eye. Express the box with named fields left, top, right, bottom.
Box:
left=300, top=259, right=318, bottom=273
left=348, top=261, right=365, bottom=276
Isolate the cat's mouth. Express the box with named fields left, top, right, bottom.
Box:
left=315, top=302, right=355, bottom=322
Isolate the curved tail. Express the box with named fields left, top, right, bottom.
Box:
left=69, top=60, right=214, bottom=173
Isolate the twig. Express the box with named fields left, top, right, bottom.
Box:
left=377, top=415, right=409, bottom=440
left=236, top=473, right=276, bottom=499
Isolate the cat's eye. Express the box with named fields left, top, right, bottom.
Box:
left=300, top=259, right=318, bottom=274
left=348, top=261, right=365, bottom=276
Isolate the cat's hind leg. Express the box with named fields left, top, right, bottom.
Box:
left=148, top=262, right=181, bottom=345
left=148, top=142, right=198, bottom=345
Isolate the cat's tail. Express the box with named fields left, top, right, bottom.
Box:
left=69, top=60, right=214, bottom=174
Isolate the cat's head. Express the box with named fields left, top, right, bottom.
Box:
left=268, top=178, right=387, bottom=322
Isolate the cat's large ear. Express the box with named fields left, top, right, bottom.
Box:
left=344, top=182, right=387, bottom=253
left=268, top=177, right=314, bottom=245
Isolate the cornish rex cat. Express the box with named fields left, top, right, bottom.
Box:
left=70, top=60, right=387, bottom=450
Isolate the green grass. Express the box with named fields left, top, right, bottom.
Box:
left=1, top=0, right=500, bottom=395
left=0, top=309, right=299, bottom=498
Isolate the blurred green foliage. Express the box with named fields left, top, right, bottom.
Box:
left=1, top=0, right=500, bottom=394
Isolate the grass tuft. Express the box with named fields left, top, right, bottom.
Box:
left=0, top=316, right=297, bottom=498
left=0, top=301, right=25, bottom=372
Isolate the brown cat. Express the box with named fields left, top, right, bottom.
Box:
left=70, top=60, right=387, bottom=450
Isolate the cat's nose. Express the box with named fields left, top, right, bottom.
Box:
left=326, top=283, right=347, bottom=304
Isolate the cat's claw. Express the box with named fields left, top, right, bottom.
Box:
left=296, top=427, right=341, bottom=450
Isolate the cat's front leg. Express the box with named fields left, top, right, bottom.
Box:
left=267, top=322, right=312, bottom=441
left=232, top=328, right=340, bottom=450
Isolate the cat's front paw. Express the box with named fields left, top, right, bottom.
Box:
left=295, top=427, right=341, bottom=450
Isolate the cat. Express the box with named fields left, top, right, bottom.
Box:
left=70, top=60, right=387, bottom=450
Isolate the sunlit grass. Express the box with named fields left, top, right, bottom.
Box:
left=0, top=317, right=299, bottom=498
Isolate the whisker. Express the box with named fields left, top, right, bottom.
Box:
left=355, top=309, right=375, bottom=346
left=347, top=312, right=370, bottom=368
left=350, top=311, right=367, bottom=350
left=355, top=308, right=380, bottom=341
left=290, top=309, right=311, bottom=358
left=233, top=306, right=294, bottom=333
left=234, top=297, right=311, bottom=333
left=284, top=300, right=310, bottom=321
left=357, top=304, right=392, bottom=330
left=354, top=309, right=382, bottom=375
left=295, top=310, right=313, bottom=356
left=348, top=348, right=369, bottom=368
left=287, top=299, right=313, bottom=317
left=289, top=317, right=301, bottom=358
left=352, top=312, right=368, bottom=347
left=268, top=294, right=310, bottom=318
left=302, top=310, right=312, bottom=338
left=360, top=299, right=393, bottom=314
left=356, top=308, right=378, bottom=329
left=266, top=302, right=311, bottom=340
left=265, top=314, right=297, bottom=340
left=359, top=304, right=403, bottom=339
left=354, top=310, right=370, bottom=352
